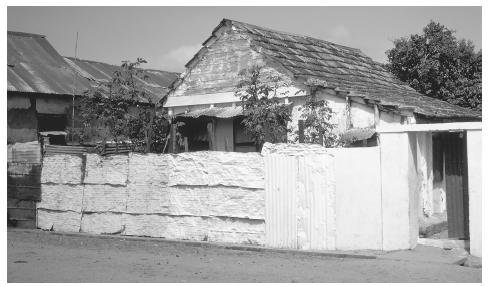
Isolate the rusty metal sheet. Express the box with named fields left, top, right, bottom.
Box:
left=7, top=31, right=91, bottom=95
left=64, top=57, right=179, bottom=102
left=8, top=31, right=179, bottom=103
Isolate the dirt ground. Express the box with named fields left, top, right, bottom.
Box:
left=7, top=229, right=481, bottom=283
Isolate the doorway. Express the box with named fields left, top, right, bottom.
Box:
left=421, top=132, right=469, bottom=243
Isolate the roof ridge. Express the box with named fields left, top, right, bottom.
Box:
left=64, top=56, right=121, bottom=67
left=8, top=30, right=46, bottom=38
left=64, top=56, right=179, bottom=74
left=224, top=18, right=363, bottom=53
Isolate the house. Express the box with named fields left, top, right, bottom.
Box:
left=7, top=30, right=179, bottom=145
left=163, top=19, right=482, bottom=245
left=163, top=19, right=481, bottom=152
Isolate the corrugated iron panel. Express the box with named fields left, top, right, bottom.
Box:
left=7, top=31, right=178, bottom=102
left=8, top=142, right=41, bottom=164
left=44, top=144, right=91, bottom=156
left=64, top=57, right=178, bottom=103
left=265, top=155, right=298, bottom=249
left=7, top=31, right=90, bottom=95
left=297, top=154, right=335, bottom=250
left=177, top=106, right=243, bottom=119
left=264, top=152, right=335, bottom=250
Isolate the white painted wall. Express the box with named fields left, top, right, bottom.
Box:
left=416, top=132, right=434, bottom=218
left=39, top=152, right=266, bottom=245
left=466, top=130, right=482, bottom=258
left=378, top=110, right=403, bottom=127
left=379, top=132, right=418, bottom=251
left=331, top=147, right=382, bottom=250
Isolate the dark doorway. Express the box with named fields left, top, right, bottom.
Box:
left=442, top=132, right=470, bottom=240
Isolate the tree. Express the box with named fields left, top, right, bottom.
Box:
left=386, top=21, right=482, bottom=111
left=75, top=58, right=169, bottom=153
left=235, top=65, right=292, bottom=151
left=296, top=79, right=339, bottom=147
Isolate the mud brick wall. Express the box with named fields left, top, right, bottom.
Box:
left=38, top=151, right=265, bottom=245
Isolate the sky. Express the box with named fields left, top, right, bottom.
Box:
left=7, top=6, right=482, bottom=73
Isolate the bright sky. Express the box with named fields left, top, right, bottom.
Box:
left=7, top=6, right=482, bottom=73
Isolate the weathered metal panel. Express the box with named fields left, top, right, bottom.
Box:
left=443, top=132, right=470, bottom=239
left=265, top=153, right=334, bottom=250
left=265, top=155, right=298, bottom=248
left=8, top=142, right=41, bottom=163
left=7, top=163, right=42, bottom=201
left=7, top=198, right=37, bottom=229
left=7, top=31, right=178, bottom=102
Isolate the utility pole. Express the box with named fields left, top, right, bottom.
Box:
left=71, top=31, right=79, bottom=143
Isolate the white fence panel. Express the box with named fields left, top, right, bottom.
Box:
left=265, top=152, right=334, bottom=250
left=264, top=155, right=298, bottom=249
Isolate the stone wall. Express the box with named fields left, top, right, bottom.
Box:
left=38, top=151, right=265, bottom=245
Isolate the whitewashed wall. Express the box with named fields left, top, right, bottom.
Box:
left=38, top=151, right=265, bottom=245
left=38, top=144, right=405, bottom=252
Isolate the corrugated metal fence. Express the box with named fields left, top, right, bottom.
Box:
left=264, top=152, right=335, bottom=250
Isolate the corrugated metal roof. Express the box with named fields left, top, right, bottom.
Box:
left=176, top=106, right=243, bottom=119
left=8, top=31, right=89, bottom=95
left=7, top=31, right=179, bottom=103
left=64, top=57, right=179, bottom=103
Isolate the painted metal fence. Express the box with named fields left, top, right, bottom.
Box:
left=264, top=152, right=335, bottom=250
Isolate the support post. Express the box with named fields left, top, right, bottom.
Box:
left=184, top=137, right=188, bottom=152
left=298, top=120, right=305, bottom=143
left=170, top=123, right=177, bottom=154
left=207, top=121, right=215, bottom=151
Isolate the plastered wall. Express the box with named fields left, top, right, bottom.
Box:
left=38, top=143, right=430, bottom=252
left=38, top=152, right=266, bottom=245
left=466, top=130, right=482, bottom=258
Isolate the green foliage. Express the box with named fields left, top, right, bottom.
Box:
left=297, top=80, right=339, bottom=147
left=386, top=21, right=482, bottom=111
left=76, top=58, right=169, bottom=153
left=235, top=65, right=292, bottom=150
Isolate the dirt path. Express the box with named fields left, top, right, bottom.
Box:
left=7, top=229, right=481, bottom=283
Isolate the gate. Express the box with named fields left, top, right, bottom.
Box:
left=264, top=153, right=335, bottom=250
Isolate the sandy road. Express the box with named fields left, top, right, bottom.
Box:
left=7, top=229, right=481, bottom=283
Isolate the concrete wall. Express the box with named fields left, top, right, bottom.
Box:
left=466, top=130, right=481, bottom=258
left=331, top=147, right=382, bottom=250
left=379, top=132, right=419, bottom=251
left=39, top=152, right=265, bottom=245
